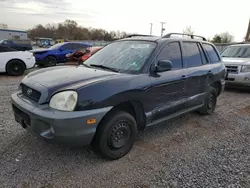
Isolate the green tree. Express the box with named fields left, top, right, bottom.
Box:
left=211, top=32, right=234, bottom=43
left=211, top=34, right=222, bottom=43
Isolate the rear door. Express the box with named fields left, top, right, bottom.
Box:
left=202, top=43, right=224, bottom=89
left=148, top=41, right=189, bottom=122
left=182, top=41, right=209, bottom=107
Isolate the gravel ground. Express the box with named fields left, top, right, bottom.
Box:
left=0, top=74, right=250, bottom=188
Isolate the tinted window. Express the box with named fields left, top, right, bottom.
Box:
left=157, top=42, right=182, bottom=69
left=221, top=46, right=250, bottom=58
left=62, top=43, right=74, bottom=50
left=198, top=43, right=208, bottom=64
left=49, top=43, right=64, bottom=50
left=0, top=45, right=16, bottom=52
left=203, top=43, right=220, bottom=63
left=183, top=42, right=202, bottom=67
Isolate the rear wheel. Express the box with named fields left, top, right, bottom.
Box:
left=199, top=87, right=217, bottom=115
left=92, top=111, right=137, bottom=160
left=45, top=56, right=57, bottom=67
left=6, top=60, right=26, bottom=76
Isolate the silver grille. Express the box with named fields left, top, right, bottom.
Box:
left=225, top=66, right=238, bottom=74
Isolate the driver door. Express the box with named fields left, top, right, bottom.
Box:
left=148, top=42, right=189, bottom=122
left=58, top=43, right=75, bottom=62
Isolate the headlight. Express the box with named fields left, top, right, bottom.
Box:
left=49, top=91, right=78, bottom=111
left=241, top=65, right=250, bottom=72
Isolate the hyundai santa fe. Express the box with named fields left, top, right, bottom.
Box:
left=11, top=33, right=226, bottom=160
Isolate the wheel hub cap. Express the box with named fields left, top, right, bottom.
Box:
left=109, top=121, right=130, bottom=149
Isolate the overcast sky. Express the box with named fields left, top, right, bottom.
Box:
left=0, top=0, right=249, bottom=41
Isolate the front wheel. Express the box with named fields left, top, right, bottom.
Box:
left=92, top=111, right=137, bottom=160
left=199, top=87, right=217, bottom=115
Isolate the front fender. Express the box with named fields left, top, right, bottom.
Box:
left=76, top=74, right=152, bottom=111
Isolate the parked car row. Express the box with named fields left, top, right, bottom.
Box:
left=32, top=42, right=92, bottom=66
left=0, top=42, right=101, bottom=75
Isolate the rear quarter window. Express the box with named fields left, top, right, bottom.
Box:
left=202, top=43, right=220, bottom=63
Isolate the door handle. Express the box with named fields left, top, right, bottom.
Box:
left=181, top=75, right=187, bottom=79
left=207, top=70, right=213, bottom=75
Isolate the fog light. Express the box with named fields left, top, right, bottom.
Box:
left=244, top=77, right=250, bottom=81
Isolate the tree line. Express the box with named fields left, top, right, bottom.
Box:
left=183, top=26, right=235, bottom=43
left=27, top=21, right=237, bottom=43
left=27, top=20, right=129, bottom=41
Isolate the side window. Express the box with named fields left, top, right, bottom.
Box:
left=202, top=43, right=220, bottom=63
left=0, top=46, right=6, bottom=52
left=157, top=42, right=183, bottom=69
left=198, top=43, right=208, bottom=64
left=72, top=43, right=82, bottom=50
left=0, top=46, right=15, bottom=52
left=62, top=43, right=73, bottom=50
left=183, top=42, right=202, bottom=68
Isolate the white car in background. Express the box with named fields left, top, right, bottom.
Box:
left=221, top=43, right=250, bottom=87
left=0, top=45, right=36, bottom=76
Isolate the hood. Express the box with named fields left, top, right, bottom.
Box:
left=30, top=49, right=49, bottom=53
left=222, top=57, right=250, bottom=66
left=23, top=66, right=119, bottom=91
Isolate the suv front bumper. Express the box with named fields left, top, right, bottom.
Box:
left=11, top=92, right=111, bottom=146
left=226, top=72, right=250, bottom=87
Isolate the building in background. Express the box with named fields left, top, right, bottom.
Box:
left=0, top=29, right=28, bottom=40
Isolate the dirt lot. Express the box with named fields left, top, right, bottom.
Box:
left=0, top=74, right=250, bottom=188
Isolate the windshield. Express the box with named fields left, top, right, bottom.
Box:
left=84, top=41, right=156, bottom=73
left=221, top=46, right=250, bottom=58
left=49, top=43, right=64, bottom=50
left=0, top=40, right=4, bottom=44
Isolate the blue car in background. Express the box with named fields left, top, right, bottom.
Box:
left=31, top=42, right=92, bottom=66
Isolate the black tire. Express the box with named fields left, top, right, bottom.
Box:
left=92, top=111, right=137, bottom=160
left=6, top=60, right=26, bottom=76
left=199, top=87, right=217, bottom=115
left=45, top=56, right=57, bottom=67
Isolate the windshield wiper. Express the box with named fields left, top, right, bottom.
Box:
left=89, top=64, right=118, bottom=72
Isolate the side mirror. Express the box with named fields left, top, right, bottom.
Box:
left=59, top=47, right=64, bottom=51
left=152, top=60, right=172, bottom=72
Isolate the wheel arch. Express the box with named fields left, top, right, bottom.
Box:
left=5, top=59, right=26, bottom=72
left=98, top=101, right=147, bottom=131
left=210, top=81, right=222, bottom=96
left=45, top=54, right=58, bottom=61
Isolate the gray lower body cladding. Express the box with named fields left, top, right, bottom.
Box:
left=11, top=92, right=111, bottom=146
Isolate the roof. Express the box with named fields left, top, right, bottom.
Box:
left=118, top=33, right=209, bottom=43
left=63, top=42, right=92, bottom=46
left=119, top=36, right=161, bottom=42
left=0, top=28, right=27, bottom=34
left=227, top=43, right=250, bottom=47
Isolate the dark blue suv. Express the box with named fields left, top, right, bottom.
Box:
left=12, top=33, right=226, bottom=160
left=32, top=42, right=92, bottom=66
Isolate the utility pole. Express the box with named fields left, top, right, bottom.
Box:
left=150, top=23, right=153, bottom=35
left=160, top=22, right=166, bottom=36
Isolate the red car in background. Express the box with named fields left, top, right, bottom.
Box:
left=81, top=46, right=102, bottom=62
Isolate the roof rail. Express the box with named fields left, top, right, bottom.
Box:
left=126, top=34, right=156, bottom=38
left=162, top=33, right=207, bottom=41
